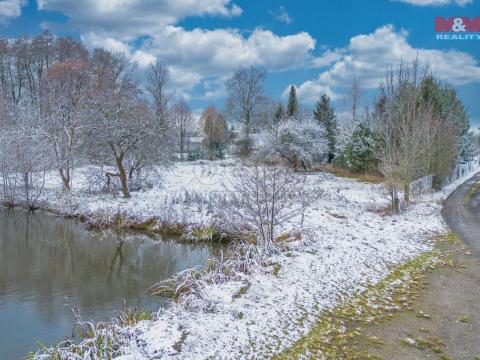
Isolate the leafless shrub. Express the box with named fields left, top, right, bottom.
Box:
left=0, top=116, right=48, bottom=209
left=84, top=166, right=120, bottom=195
left=224, top=161, right=315, bottom=249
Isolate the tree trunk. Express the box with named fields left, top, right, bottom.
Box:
left=128, top=165, right=135, bottom=180
left=179, top=138, right=185, bottom=161
left=59, top=168, right=70, bottom=191
left=391, top=188, right=399, bottom=212
left=245, top=127, right=250, bottom=156
left=243, top=117, right=251, bottom=157
left=403, top=182, right=410, bottom=205
left=115, top=156, right=130, bottom=198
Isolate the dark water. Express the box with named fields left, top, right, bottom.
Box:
left=0, top=208, right=220, bottom=359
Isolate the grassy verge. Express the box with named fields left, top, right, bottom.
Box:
left=274, top=233, right=457, bottom=360
left=464, top=180, right=480, bottom=204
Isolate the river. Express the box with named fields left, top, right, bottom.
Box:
left=0, top=208, right=221, bottom=359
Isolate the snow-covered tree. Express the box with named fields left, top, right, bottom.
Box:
left=226, top=161, right=308, bottom=249
left=226, top=66, right=267, bottom=157
left=273, top=102, right=285, bottom=123
left=146, top=61, right=171, bottom=127
left=259, top=117, right=327, bottom=170
left=172, top=98, right=196, bottom=160
left=0, top=103, right=49, bottom=208
left=86, top=50, right=171, bottom=198
left=313, top=94, right=337, bottom=162
left=40, top=59, right=90, bottom=190
left=202, top=106, right=228, bottom=160
left=334, top=122, right=381, bottom=173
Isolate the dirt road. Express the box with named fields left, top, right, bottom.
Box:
left=361, top=175, right=480, bottom=359
left=442, top=172, right=480, bottom=256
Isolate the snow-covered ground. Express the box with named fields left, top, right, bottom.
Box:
left=30, top=161, right=479, bottom=359
left=38, top=161, right=237, bottom=229
left=63, top=162, right=473, bottom=360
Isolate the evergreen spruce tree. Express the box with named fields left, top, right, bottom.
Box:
left=287, top=85, right=298, bottom=118
left=314, top=94, right=337, bottom=162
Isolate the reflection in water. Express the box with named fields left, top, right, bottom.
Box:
left=0, top=208, right=221, bottom=359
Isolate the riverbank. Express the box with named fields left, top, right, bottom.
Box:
left=5, top=161, right=237, bottom=241
left=30, top=163, right=479, bottom=359
left=7, top=161, right=383, bottom=241
left=112, top=170, right=479, bottom=359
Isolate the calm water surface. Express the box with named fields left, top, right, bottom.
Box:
left=0, top=208, right=220, bottom=359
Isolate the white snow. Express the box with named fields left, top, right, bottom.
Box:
left=33, top=161, right=480, bottom=359
left=41, top=161, right=236, bottom=227
left=110, top=164, right=479, bottom=359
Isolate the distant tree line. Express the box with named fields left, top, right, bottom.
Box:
left=0, top=32, right=476, bottom=211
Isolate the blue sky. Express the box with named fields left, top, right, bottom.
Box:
left=1, top=0, right=479, bottom=126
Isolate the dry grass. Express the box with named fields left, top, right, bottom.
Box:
left=312, top=163, right=384, bottom=184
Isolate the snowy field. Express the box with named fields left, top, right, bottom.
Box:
left=33, top=161, right=470, bottom=360
left=40, top=161, right=240, bottom=229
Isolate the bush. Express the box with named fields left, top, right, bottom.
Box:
left=259, top=117, right=327, bottom=169
left=335, top=122, right=382, bottom=173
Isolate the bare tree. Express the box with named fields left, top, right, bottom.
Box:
left=376, top=62, right=425, bottom=207
left=0, top=32, right=86, bottom=109
left=87, top=50, right=142, bottom=198
left=40, top=59, right=90, bottom=190
left=0, top=103, right=48, bottom=208
left=374, top=60, right=457, bottom=209
left=172, top=98, right=195, bottom=160
left=146, top=61, right=171, bottom=125
left=201, top=105, right=228, bottom=160
left=344, top=77, right=362, bottom=121
left=0, top=95, right=19, bottom=205
left=225, top=161, right=309, bottom=249
left=87, top=50, right=173, bottom=198
left=226, top=66, right=267, bottom=157
left=55, top=36, right=88, bottom=63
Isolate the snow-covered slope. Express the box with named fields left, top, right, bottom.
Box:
left=110, top=165, right=479, bottom=360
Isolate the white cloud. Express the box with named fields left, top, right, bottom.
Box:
left=0, top=0, right=26, bottom=24
left=282, top=82, right=338, bottom=104
left=132, top=50, right=156, bottom=68
left=136, top=26, right=316, bottom=98
left=38, top=0, right=318, bottom=99
left=311, top=49, right=344, bottom=68
left=168, top=66, right=203, bottom=93
left=291, top=25, right=480, bottom=103
left=81, top=32, right=130, bottom=53
left=146, top=26, right=315, bottom=72
left=269, top=6, right=292, bottom=25
left=81, top=24, right=316, bottom=98
left=37, top=0, right=243, bottom=41
left=393, top=0, right=473, bottom=6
